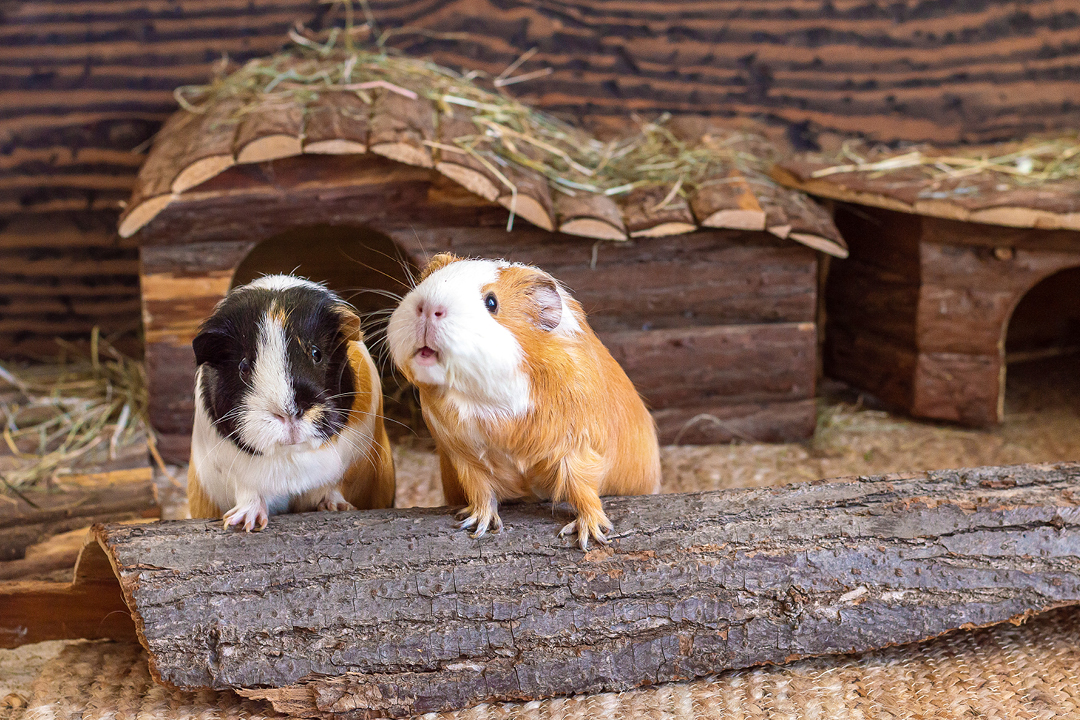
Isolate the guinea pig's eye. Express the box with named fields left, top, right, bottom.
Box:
left=484, top=292, right=498, bottom=314
left=310, top=345, right=323, bottom=364
left=238, top=358, right=251, bottom=375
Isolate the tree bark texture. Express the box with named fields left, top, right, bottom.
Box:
left=95, top=463, right=1080, bottom=718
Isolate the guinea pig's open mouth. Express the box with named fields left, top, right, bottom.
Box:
left=413, top=346, right=440, bottom=366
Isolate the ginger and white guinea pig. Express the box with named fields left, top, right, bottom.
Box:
left=187, top=275, right=395, bottom=530
left=387, top=253, right=660, bottom=549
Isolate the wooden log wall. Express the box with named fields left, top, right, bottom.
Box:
left=0, top=212, right=141, bottom=358
left=7, top=0, right=1079, bottom=355
left=826, top=205, right=1080, bottom=426
left=5, top=0, right=1080, bottom=216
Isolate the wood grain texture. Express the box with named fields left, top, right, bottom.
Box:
left=0, top=212, right=141, bottom=360
left=0, top=461, right=158, bottom=562
left=0, top=533, right=138, bottom=648
left=93, top=462, right=1080, bottom=718
left=7, top=0, right=1080, bottom=210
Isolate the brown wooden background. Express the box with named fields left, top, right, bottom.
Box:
left=3, top=0, right=1080, bottom=357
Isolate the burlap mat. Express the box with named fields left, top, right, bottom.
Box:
left=9, top=605, right=1080, bottom=720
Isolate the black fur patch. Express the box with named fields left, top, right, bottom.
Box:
left=192, top=281, right=357, bottom=455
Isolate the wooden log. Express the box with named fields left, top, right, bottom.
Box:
left=600, top=322, right=816, bottom=409
left=497, top=163, right=555, bottom=232
left=434, top=115, right=502, bottom=202
left=171, top=98, right=242, bottom=193
left=764, top=186, right=849, bottom=258
left=368, top=91, right=436, bottom=168
left=912, top=351, right=1002, bottom=427
left=134, top=156, right=504, bottom=247
left=824, top=324, right=917, bottom=411
left=234, top=97, right=305, bottom=164
left=554, top=192, right=627, bottom=240
left=303, top=91, right=371, bottom=155
left=92, top=462, right=1080, bottom=718
left=689, top=172, right=767, bottom=231
left=0, top=526, right=92, bottom=581
left=0, top=533, right=138, bottom=649
left=619, top=185, right=697, bottom=238
left=653, top=398, right=817, bottom=444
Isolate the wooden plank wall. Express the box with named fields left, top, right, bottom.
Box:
left=0, top=212, right=141, bottom=357
left=4, top=0, right=1080, bottom=356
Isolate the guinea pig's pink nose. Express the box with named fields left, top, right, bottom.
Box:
left=417, top=301, right=447, bottom=319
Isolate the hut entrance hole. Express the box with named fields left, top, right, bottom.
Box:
left=1003, top=266, right=1080, bottom=416
left=231, top=225, right=422, bottom=437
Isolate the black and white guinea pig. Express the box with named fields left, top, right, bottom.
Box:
left=187, top=275, right=395, bottom=530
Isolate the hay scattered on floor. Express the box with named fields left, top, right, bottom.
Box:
left=0, top=331, right=156, bottom=490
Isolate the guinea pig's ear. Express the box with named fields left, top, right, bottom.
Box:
left=525, top=274, right=563, bottom=332
left=419, top=253, right=460, bottom=281
left=334, top=305, right=363, bottom=343
left=192, top=328, right=232, bottom=367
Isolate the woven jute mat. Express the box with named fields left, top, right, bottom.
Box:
left=10, top=605, right=1080, bottom=720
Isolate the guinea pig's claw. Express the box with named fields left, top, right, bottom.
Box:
left=560, top=517, right=613, bottom=551
left=223, top=499, right=269, bottom=532
left=457, top=506, right=503, bottom=538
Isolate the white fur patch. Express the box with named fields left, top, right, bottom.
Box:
left=552, top=284, right=583, bottom=337
left=191, top=364, right=374, bottom=516
left=388, top=259, right=530, bottom=420
left=246, top=274, right=325, bottom=292
left=237, top=311, right=307, bottom=452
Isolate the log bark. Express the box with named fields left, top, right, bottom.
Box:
left=303, top=92, right=370, bottom=155
left=368, top=91, right=436, bottom=168
left=93, top=462, right=1080, bottom=718
left=234, top=98, right=305, bottom=165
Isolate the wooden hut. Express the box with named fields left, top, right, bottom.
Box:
left=119, top=76, right=848, bottom=462
left=774, top=139, right=1080, bottom=426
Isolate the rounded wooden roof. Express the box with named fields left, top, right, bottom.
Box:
left=773, top=139, right=1080, bottom=231
left=119, top=91, right=848, bottom=257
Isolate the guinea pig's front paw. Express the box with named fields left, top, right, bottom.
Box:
left=559, top=510, right=614, bottom=551
left=315, top=488, right=355, bottom=512
left=454, top=504, right=503, bottom=538
left=223, top=498, right=269, bottom=532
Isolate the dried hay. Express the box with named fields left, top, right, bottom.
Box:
left=812, top=134, right=1080, bottom=188
left=0, top=330, right=166, bottom=491
left=173, top=3, right=780, bottom=224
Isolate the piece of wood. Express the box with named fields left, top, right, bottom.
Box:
left=554, top=192, right=627, bottom=240
left=0, top=458, right=158, bottom=562
left=0, top=533, right=138, bottom=648
left=690, top=172, right=767, bottom=231
left=774, top=148, right=1080, bottom=231
left=0, top=526, right=91, bottom=581
left=912, top=351, right=1002, bottom=426
left=171, top=97, right=242, bottom=193
left=497, top=163, right=555, bottom=232
left=303, top=91, right=371, bottom=155
left=434, top=115, right=502, bottom=202
left=133, top=155, right=505, bottom=247
left=92, top=462, right=1080, bottom=718
left=234, top=98, right=305, bottom=164
left=368, top=91, right=436, bottom=168
left=619, top=185, right=697, bottom=238
left=600, top=322, right=816, bottom=410
left=653, top=398, right=817, bottom=444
